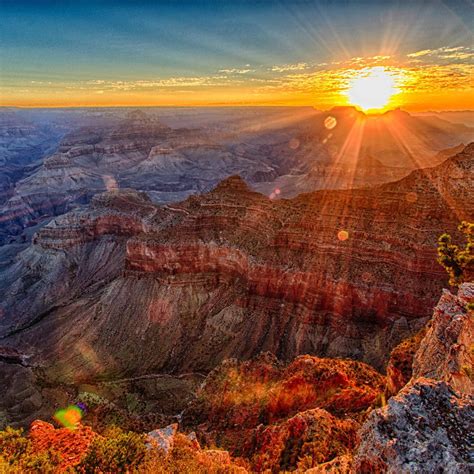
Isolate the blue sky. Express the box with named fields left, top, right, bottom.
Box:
left=1, top=1, right=473, bottom=107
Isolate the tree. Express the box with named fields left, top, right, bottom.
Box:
left=437, top=221, right=474, bottom=287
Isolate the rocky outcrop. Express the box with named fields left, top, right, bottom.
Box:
left=386, top=282, right=473, bottom=396
left=354, top=379, right=473, bottom=473
left=6, top=419, right=247, bottom=473
left=147, top=423, right=179, bottom=453
left=412, top=283, right=474, bottom=395
left=183, top=353, right=383, bottom=472
left=29, top=420, right=97, bottom=471
left=252, top=408, right=359, bottom=472
left=354, top=283, right=474, bottom=473
left=385, top=329, right=425, bottom=396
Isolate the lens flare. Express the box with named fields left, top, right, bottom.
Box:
left=289, top=138, right=300, bottom=149
left=337, top=230, right=349, bottom=241
left=54, top=405, right=83, bottom=429
left=324, top=116, right=337, bottom=130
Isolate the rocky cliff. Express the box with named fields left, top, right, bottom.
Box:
left=354, top=283, right=474, bottom=473
left=0, top=145, right=472, bottom=392
left=0, top=282, right=472, bottom=471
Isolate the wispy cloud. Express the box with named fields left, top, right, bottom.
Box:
left=4, top=45, right=472, bottom=108
left=407, top=49, right=433, bottom=58
left=218, top=67, right=254, bottom=74
left=407, top=46, right=473, bottom=61
left=270, top=62, right=309, bottom=72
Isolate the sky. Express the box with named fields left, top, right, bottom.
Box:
left=1, top=0, right=473, bottom=110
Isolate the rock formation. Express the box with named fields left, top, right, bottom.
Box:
left=354, top=379, right=473, bottom=473
left=1, top=285, right=473, bottom=472
left=385, top=329, right=425, bottom=396
left=0, top=145, right=472, bottom=390
left=354, top=283, right=474, bottom=473
left=29, top=420, right=97, bottom=471
left=1, top=107, right=471, bottom=246
left=183, top=353, right=384, bottom=472
left=412, top=283, right=473, bottom=395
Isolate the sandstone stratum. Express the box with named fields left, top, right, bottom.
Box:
left=0, top=142, right=471, bottom=436
left=1, top=107, right=471, bottom=246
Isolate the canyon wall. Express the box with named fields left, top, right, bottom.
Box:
left=0, top=144, right=472, bottom=383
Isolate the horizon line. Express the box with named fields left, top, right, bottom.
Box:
left=2, top=104, right=473, bottom=114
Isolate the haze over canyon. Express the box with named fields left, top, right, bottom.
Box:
left=0, top=103, right=472, bottom=472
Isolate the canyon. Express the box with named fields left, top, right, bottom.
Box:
left=2, top=283, right=472, bottom=472
left=0, top=107, right=472, bottom=472
left=1, top=107, right=471, bottom=247
left=0, top=143, right=472, bottom=387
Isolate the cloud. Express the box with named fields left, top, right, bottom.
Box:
left=407, top=46, right=473, bottom=61
left=407, top=49, right=433, bottom=58
left=218, top=68, right=254, bottom=74
left=7, top=47, right=472, bottom=108
left=271, top=63, right=309, bottom=72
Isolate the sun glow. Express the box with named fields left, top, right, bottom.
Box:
left=346, top=67, right=399, bottom=112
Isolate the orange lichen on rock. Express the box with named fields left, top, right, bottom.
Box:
left=252, top=408, right=358, bottom=472
left=29, top=420, right=96, bottom=471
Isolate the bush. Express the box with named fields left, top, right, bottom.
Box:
left=437, top=221, right=473, bottom=286
left=0, top=427, right=62, bottom=472
left=77, top=426, right=147, bottom=473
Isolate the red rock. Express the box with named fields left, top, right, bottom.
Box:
left=1, top=145, right=472, bottom=388
left=183, top=353, right=383, bottom=471
left=29, top=420, right=96, bottom=471
left=385, top=328, right=426, bottom=395
left=412, top=283, right=474, bottom=395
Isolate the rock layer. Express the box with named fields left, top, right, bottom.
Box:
left=0, top=145, right=472, bottom=384
left=2, top=107, right=471, bottom=245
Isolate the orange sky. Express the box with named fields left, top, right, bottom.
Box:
left=4, top=52, right=473, bottom=110
left=2, top=1, right=473, bottom=111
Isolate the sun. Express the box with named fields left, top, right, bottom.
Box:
left=346, top=66, right=398, bottom=112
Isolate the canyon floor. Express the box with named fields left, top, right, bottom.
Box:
left=0, top=108, right=472, bottom=472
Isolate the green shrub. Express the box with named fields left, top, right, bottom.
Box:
left=77, top=426, right=147, bottom=473
left=437, top=221, right=473, bottom=286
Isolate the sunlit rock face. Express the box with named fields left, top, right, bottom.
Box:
left=354, top=283, right=474, bottom=473
left=182, top=353, right=383, bottom=472
left=412, top=283, right=474, bottom=396
left=0, top=144, right=472, bottom=384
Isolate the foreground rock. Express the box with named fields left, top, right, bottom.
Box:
left=183, top=353, right=384, bottom=471
left=354, top=379, right=473, bottom=473
left=412, top=283, right=473, bottom=395
left=29, top=420, right=96, bottom=471
left=354, top=283, right=474, bottom=473
left=385, top=329, right=425, bottom=396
